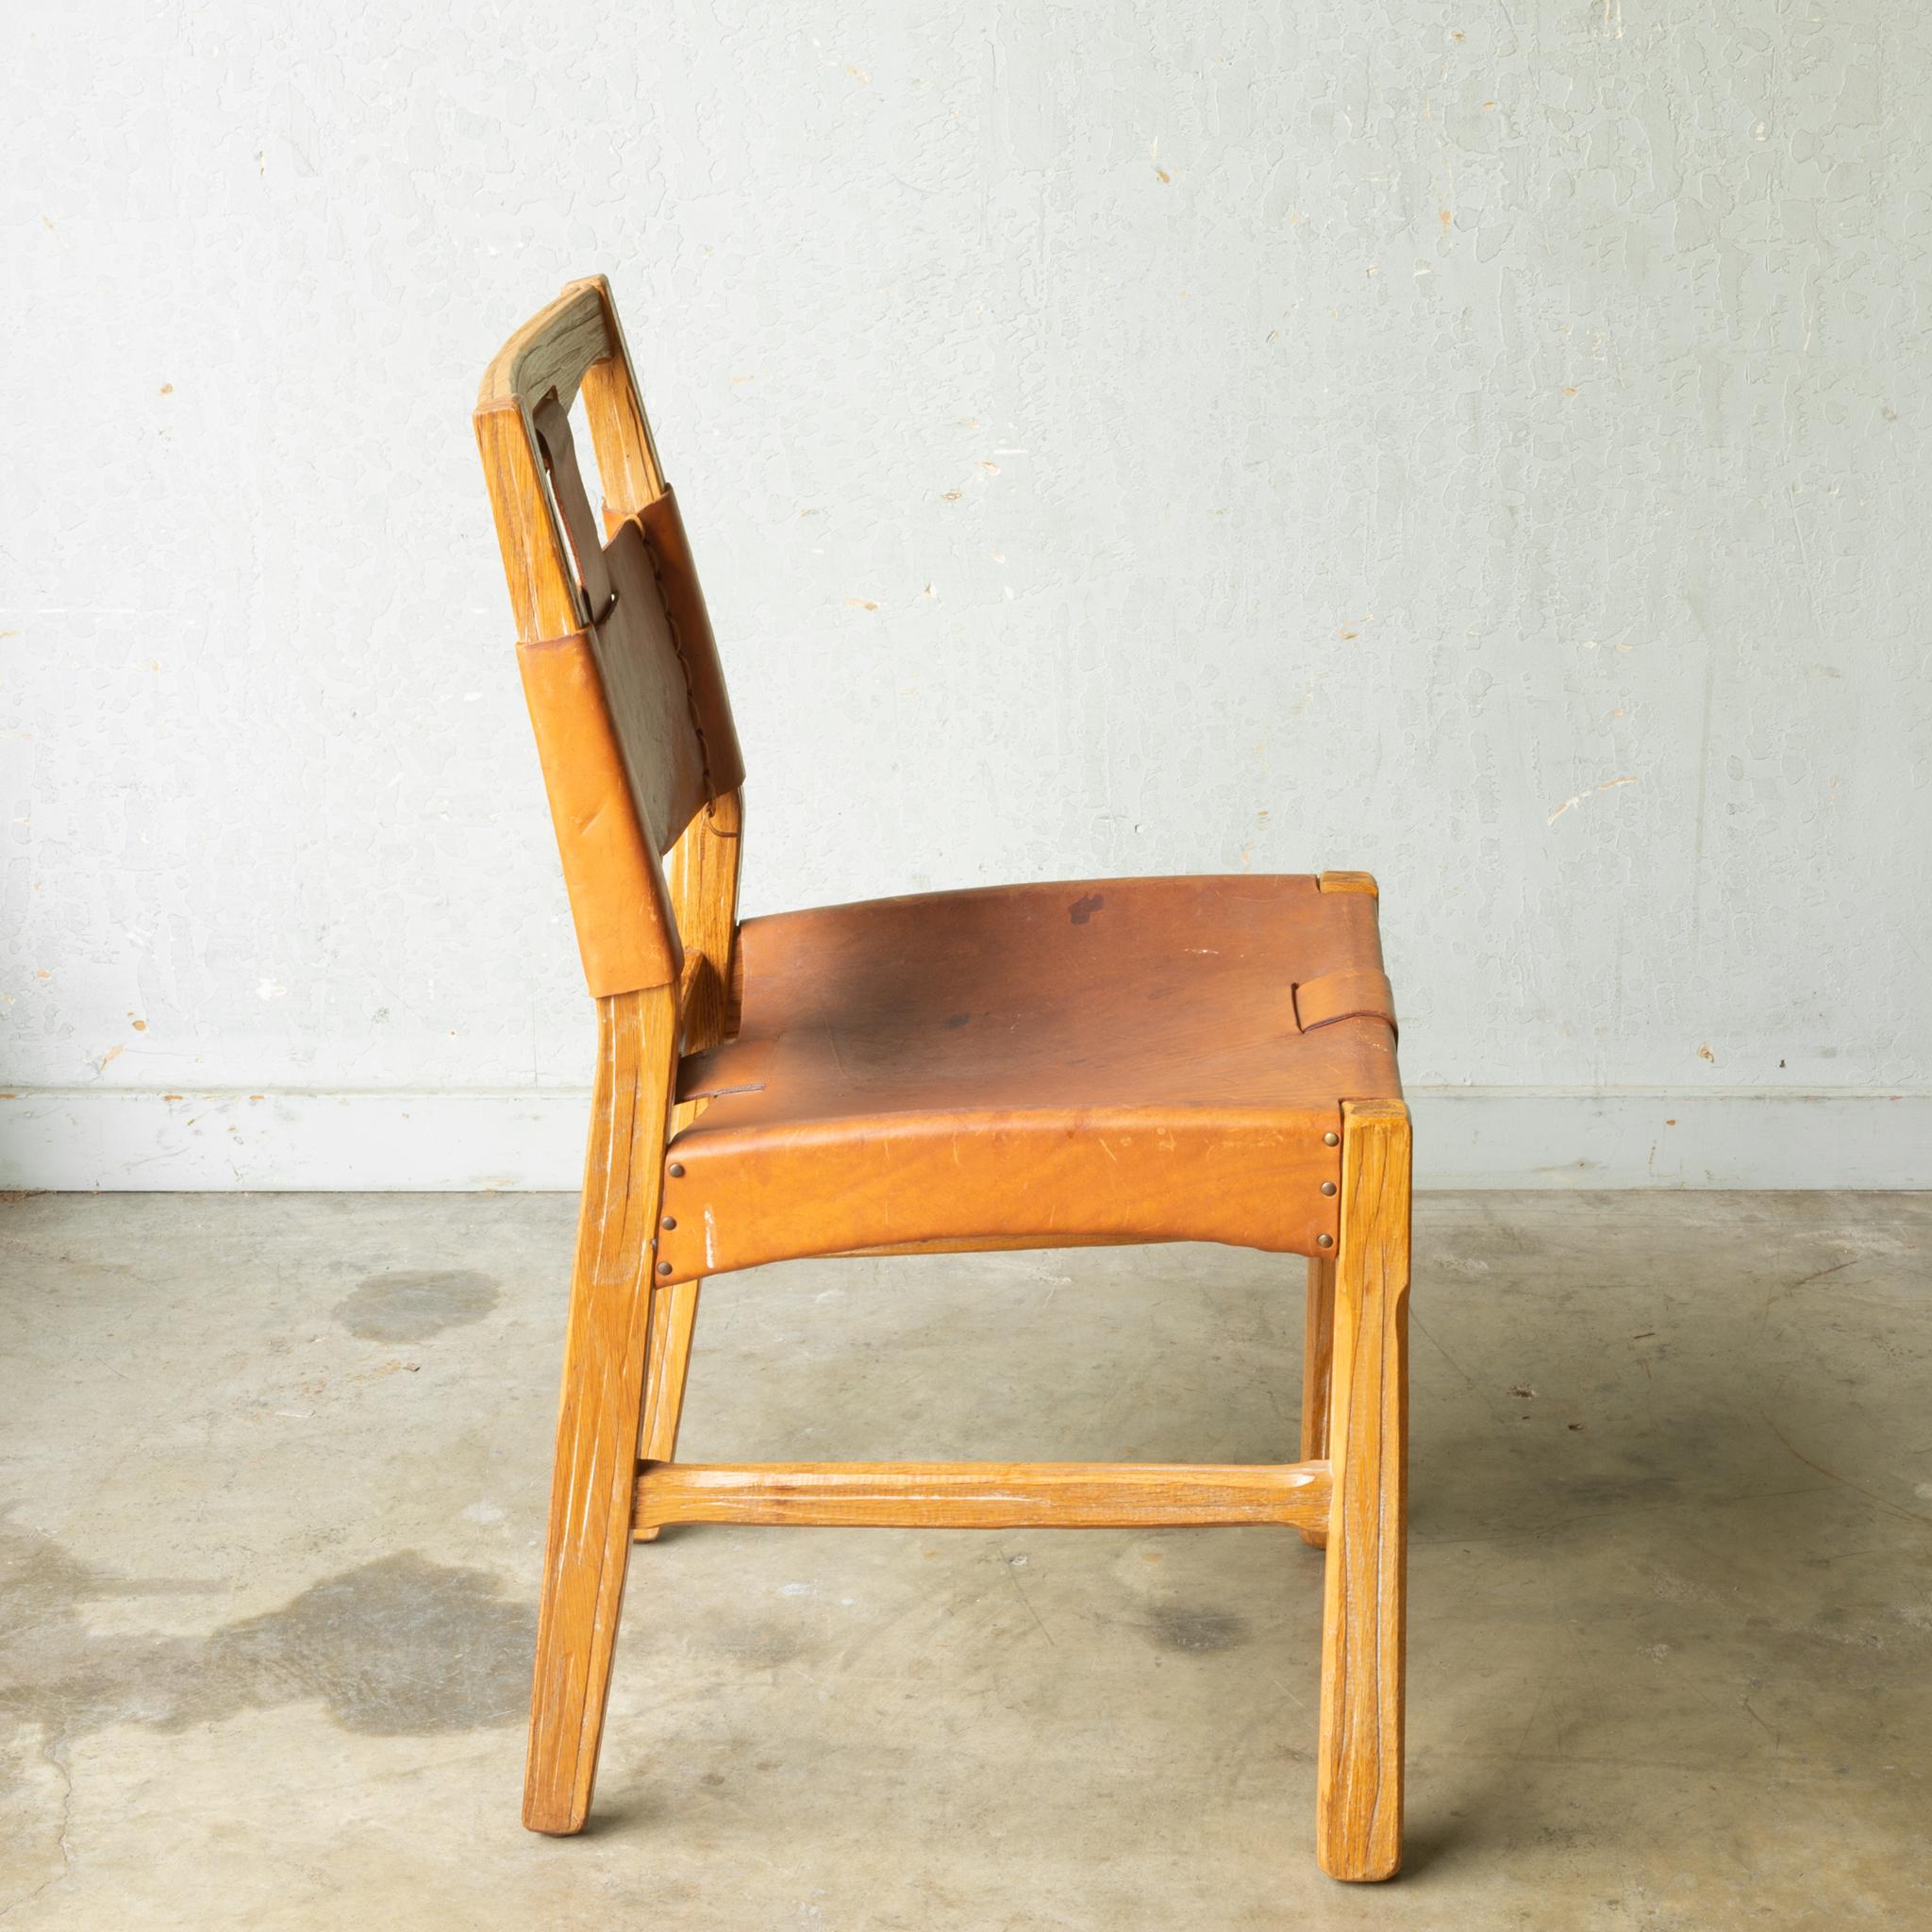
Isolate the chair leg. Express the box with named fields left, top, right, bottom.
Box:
left=1298, top=1253, right=1335, bottom=1547
left=634, top=1280, right=702, bottom=1542
left=1315, top=1098, right=1410, bottom=1882
left=525, top=987, right=676, bottom=1836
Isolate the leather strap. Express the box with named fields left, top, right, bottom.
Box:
left=678, top=1036, right=774, bottom=1101
left=1292, top=968, right=1397, bottom=1038
left=516, top=629, right=680, bottom=993
left=637, top=494, right=749, bottom=811
left=634, top=488, right=746, bottom=805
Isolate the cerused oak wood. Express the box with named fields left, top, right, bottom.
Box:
left=1316, top=1098, right=1411, bottom=1881
left=523, top=986, right=676, bottom=1835
left=475, top=276, right=1411, bottom=1884
left=1300, top=1253, right=1337, bottom=1549
left=634, top=786, right=744, bottom=1531
left=634, top=1459, right=1330, bottom=1531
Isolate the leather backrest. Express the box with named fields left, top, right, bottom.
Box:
left=532, top=397, right=744, bottom=860
left=475, top=278, right=743, bottom=996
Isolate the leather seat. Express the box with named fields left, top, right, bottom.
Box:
left=656, top=873, right=1399, bottom=1280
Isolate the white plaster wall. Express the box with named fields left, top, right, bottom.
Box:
left=4, top=1, right=1929, bottom=1185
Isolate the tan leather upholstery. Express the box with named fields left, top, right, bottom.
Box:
left=634, top=489, right=743, bottom=807
left=1293, top=967, right=1397, bottom=1036
left=656, top=874, right=1400, bottom=1280
left=516, top=623, right=682, bottom=995
left=515, top=408, right=744, bottom=996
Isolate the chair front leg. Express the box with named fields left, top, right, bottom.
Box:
left=525, top=986, right=676, bottom=1835
left=1315, top=1098, right=1411, bottom=1881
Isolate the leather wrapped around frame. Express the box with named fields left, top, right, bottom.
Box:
left=1293, top=968, right=1397, bottom=1037
left=517, top=628, right=683, bottom=995
left=650, top=874, right=1402, bottom=1279
left=515, top=494, right=744, bottom=996
left=634, top=488, right=745, bottom=808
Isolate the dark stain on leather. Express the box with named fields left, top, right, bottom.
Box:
left=334, top=1269, right=499, bottom=1342
left=943, top=1012, right=972, bottom=1028
left=1068, top=892, right=1105, bottom=924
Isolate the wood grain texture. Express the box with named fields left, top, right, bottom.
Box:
left=631, top=791, right=744, bottom=1534
left=576, top=278, right=666, bottom=518
left=632, top=1280, right=702, bottom=1546
left=475, top=274, right=670, bottom=636
left=667, top=787, right=742, bottom=1056
left=475, top=277, right=631, bottom=641
left=475, top=278, right=613, bottom=417
left=1299, top=1252, right=1336, bottom=1548
left=633, top=1459, right=1331, bottom=1532
left=1315, top=1097, right=1410, bottom=1881
left=523, top=986, right=677, bottom=1836
left=475, top=401, right=582, bottom=645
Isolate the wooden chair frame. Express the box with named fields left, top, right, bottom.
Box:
left=475, top=277, right=1409, bottom=1882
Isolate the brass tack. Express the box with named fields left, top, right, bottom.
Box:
left=661, top=1216, right=676, bottom=1230
left=1323, top=1131, right=1339, bottom=1147
left=1321, top=1181, right=1337, bottom=1196
left=1317, top=1233, right=1334, bottom=1248
left=668, top=1162, right=685, bottom=1177
left=657, top=1261, right=673, bottom=1275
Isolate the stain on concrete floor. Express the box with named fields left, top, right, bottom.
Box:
left=1143, top=1605, right=1248, bottom=1653
left=333, top=1268, right=499, bottom=1342
left=0, top=1512, right=532, bottom=1756
left=2, top=1189, right=1929, bottom=1929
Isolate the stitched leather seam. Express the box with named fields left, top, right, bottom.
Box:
left=634, top=509, right=719, bottom=808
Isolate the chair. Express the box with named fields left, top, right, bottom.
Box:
left=475, top=276, right=1411, bottom=1882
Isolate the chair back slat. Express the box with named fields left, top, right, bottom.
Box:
left=475, top=276, right=742, bottom=998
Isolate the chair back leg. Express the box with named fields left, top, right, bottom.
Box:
left=634, top=1280, right=703, bottom=1542
left=1298, top=1253, right=1336, bottom=1547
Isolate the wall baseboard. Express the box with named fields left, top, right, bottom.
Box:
left=1409, top=1089, right=1927, bottom=1190
left=2, top=1086, right=1925, bottom=1192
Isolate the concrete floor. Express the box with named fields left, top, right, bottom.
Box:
left=1, top=1191, right=1928, bottom=1929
